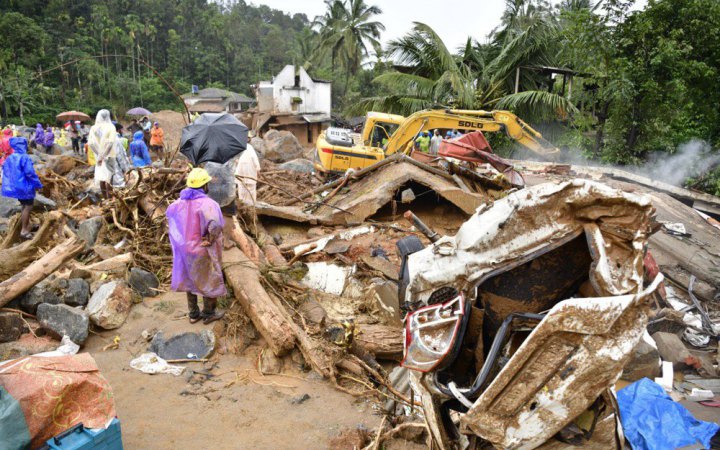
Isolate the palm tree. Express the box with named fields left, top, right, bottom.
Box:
left=314, top=0, right=385, bottom=94
left=357, top=15, right=576, bottom=121
left=354, top=22, right=475, bottom=115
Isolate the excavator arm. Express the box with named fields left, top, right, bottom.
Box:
left=384, top=109, right=560, bottom=159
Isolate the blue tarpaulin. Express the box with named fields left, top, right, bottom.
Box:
left=617, top=378, right=719, bottom=450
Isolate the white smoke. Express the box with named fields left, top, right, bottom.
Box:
left=549, top=139, right=720, bottom=188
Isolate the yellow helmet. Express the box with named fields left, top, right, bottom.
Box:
left=187, top=167, right=212, bottom=188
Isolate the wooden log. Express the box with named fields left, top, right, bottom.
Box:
left=138, top=193, right=165, bottom=221
left=224, top=216, right=267, bottom=266
left=223, top=247, right=295, bottom=356
left=254, top=221, right=288, bottom=266
left=355, top=324, right=403, bottom=361
left=0, top=211, right=63, bottom=280
left=0, top=237, right=84, bottom=306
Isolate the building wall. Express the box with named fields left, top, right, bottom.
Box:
left=262, top=65, right=331, bottom=115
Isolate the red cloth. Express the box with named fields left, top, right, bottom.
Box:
left=0, top=353, right=117, bottom=448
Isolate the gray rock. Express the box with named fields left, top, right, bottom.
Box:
left=250, top=137, right=265, bottom=158
left=290, top=393, right=310, bottom=405
left=32, top=193, right=56, bottom=211
left=128, top=268, right=160, bottom=297
left=20, top=280, right=62, bottom=315
left=149, top=330, right=215, bottom=360
left=205, top=161, right=236, bottom=207
left=263, top=130, right=304, bottom=163
left=63, top=278, right=90, bottom=307
left=651, top=332, right=693, bottom=365
left=0, top=312, right=23, bottom=343
left=0, top=197, right=21, bottom=218
left=400, top=188, right=416, bottom=203
left=86, top=281, right=133, bottom=329
left=77, top=216, right=104, bottom=249
left=622, top=336, right=661, bottom=381
left=36, top=303, right=89, bottom=345
left=278, top=158, right=314, bottom=173
left=299, top=297, right=327, bottom=326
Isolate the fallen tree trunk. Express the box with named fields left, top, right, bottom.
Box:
left=225, top=216, right=267, bottom=266
left=138, top=193, right=165, bottom=221
left=254, top=221, right=288, bottom=266
left=355, top=324, right=403, bottom=361
left=0, top=237, right=84, bottom=306
left=223, top=247, right=295, bottom=356
left=0, top=211, right=64, bottom=280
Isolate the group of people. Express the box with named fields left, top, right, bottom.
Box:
left=128, top=116, right=165, bottom=155
left=414, top=129, right=464, bottom=155
left=31, top=124, right=56, bottom=153
left=0, top=109, right=228, bottom=324
left=66, top=121, right=89, bottom=154
left=87, top=110, right=157, bottom=198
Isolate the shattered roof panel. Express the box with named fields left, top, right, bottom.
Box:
left=313, top=161, right=488, bottom=225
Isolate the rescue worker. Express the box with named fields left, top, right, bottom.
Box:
left=88, top=109, right=119, bottom=199
left=150, top=121, right=164, bottom=155
left=1, top=137, right=43, bottom=239
left=429, top=129, right=442, bottom=155
left=0, top=128, right=14, bottom=166
left=415, top=131, right=430, bottom=153
left=129, top=131, right=152, bottom=167
left=167, top=168, right=226, bottom=324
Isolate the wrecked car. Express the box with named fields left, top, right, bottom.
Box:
left=397, top=179, right=663, bottom=449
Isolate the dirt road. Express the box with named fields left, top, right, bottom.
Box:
left=83, top=291, right=381, bottom=449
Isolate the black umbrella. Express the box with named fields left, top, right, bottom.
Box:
left=180, top=113, right=248, bottom=165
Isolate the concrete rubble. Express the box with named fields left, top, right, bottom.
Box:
left=0, top=129, right=718, bottom=450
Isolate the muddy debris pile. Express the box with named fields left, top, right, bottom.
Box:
left=1, top=146, right=720, bottom=450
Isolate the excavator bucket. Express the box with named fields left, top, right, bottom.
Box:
left=438, top=131, right=525, bottom=186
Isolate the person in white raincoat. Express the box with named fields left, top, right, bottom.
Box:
left=234, top=143, right=259, bottom=206
left=88, top=109, right=118, bottom=198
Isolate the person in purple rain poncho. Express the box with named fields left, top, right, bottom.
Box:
left=166, top=167, right=226, bottom=324
left=43, top=125, right=55, bottom=152
left=32, top=123, right=44, bottom=150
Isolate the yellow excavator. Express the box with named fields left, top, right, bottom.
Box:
left=314, top=109, right=559, bottom=174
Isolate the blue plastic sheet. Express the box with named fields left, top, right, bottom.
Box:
left=617, top=378, right=719, bottom=450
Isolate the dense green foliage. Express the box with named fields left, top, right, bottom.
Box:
left=1, top=0, right=719, bottom=193
left=0, top=0, right=311, bottom=123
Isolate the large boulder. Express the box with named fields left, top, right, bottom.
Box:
left=37, top=303, right=89, bottom=345
left=33, top=193, right=57, bottom=211
left=263, top=130, right=304, bottom=163
left=0, top=312, right=23, bottom=343
left=205, top=161, right=236, bottom=207
left=20, top=279, right=62, bottom=314
left=64, top=278, right=90, bottom=307
left=77, top=216, right=104, bottom=249
left=0, top=197, right=21, bottom=219
left=86, top=281, right=133, bottom=329
left=279, top=158, right=314, bottom=174
left=128, top=268, right=160, bottom=297
left=250, top=137, right=266, bottom=158
left=45, top=154, right=77, bottom=175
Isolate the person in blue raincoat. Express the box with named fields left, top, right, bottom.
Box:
left=1, top=137, right=43, bottom=239
left=129, top=131, right=151, bottom=167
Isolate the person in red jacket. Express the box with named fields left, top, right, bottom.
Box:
left=0, top=128, right=13, bottom=166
